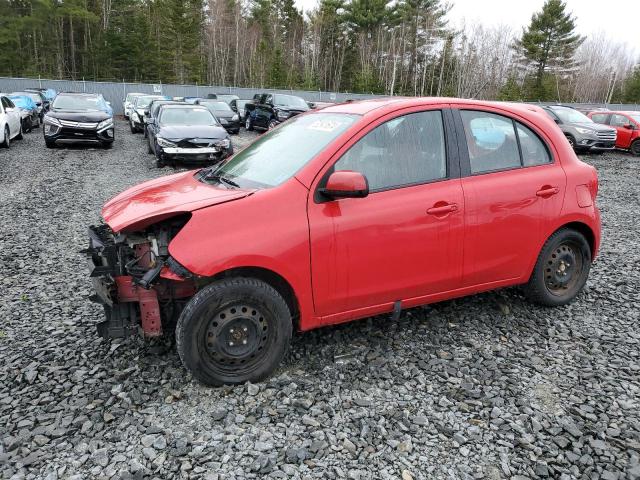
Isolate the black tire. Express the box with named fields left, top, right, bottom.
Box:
left=155, top=159, right=165, bottom=168
left=147, top=139, right=153, bottom=154
left=245, top=116, right=254, bottom=131
left=130, top=120, right=137, bottom=134
left=23, top=118, right=32, bottom=133
left=101, top=141, right=113, bottom=149
left=631, top=140, right=640, bottom=157
left=45, top=139, right=56, bottom=148
left=523, top=228, right=591, bottom=307
left=565, top=135, right=577, bottom=150
left=1, top=126, right=9, bottom=148
left=176, top=277, right=292, bottom=386
left=268, top=119, right=278, bottom=130
left=143, top=126, right=148, bottom=139
left=15, top=124, right=23, bottom=140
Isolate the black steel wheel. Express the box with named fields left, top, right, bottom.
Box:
left=523, top=228, right=591, bottom=307
left=631, top=140, right=640, bottom=156
left=176, top=277, right=292, bottom=386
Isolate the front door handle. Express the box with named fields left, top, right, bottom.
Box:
left=536, top=186, right=559, bottom=198
left=427, top=203, right=458, bottom=216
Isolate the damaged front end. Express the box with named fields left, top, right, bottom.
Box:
left=84, top=216, right=197, bottom=339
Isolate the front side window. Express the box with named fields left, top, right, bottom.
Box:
left=610, top=114, right=630, bottom=127
left=590, top=113, right=608, bottom=124
left=334, top=110, right=447, bottom=191
left=461, top=110, right=551, bottom=174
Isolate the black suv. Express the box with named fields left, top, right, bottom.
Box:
left=245, top=93, right=309, bottom=131
left=43, top=93, right=114, bottom=148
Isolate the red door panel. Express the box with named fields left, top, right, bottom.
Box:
left=460, top=164, right=565, bottom=286
left=308, top=180, right=465, bottom=317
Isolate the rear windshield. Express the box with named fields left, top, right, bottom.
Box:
left=201, top=101, right=231, bottom=111
left=629, top=114, right=640, bottom=124
left=52, top=95, right=102, bottom=111
left=136, top=96, right=164, bottom=109
left=274, top=95, right=308, bottom=109
left=160, top=108, right=216, bottom=125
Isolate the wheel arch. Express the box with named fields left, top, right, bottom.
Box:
left=559, top=221, right=596, bottom=258
left=207, top=266, right=301, bottom=329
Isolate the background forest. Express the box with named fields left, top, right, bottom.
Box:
left=1, top=0, right=639, bottom=102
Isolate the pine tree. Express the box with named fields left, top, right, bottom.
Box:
left=514, top=0, right=582, bottom=90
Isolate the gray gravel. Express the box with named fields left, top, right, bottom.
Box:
left=1, top=120, right=639, bottom=480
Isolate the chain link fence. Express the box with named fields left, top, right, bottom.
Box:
left=1, top=76, right=638, bottom=116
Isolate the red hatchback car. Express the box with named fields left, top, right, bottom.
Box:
left=87, top=98, right=601, bottom=385
left=588, top=110, right=640, bottom=155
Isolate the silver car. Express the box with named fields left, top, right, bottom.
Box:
left=542, top=105, right=616, bottom=153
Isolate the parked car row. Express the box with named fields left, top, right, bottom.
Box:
left=540, top=104, right=640, bottom=156
left=125, top=93, right=234, bottom=168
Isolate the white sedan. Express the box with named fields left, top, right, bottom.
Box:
left=0, top=95, right=23, bottom=148
left=123, top=93, right=144, bottom=119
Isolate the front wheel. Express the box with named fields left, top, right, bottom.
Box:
left=245, top=116, right=254, bottom=131
left=176, top=278, right=292, bottom=386
left=631, top=140, right=640, bottom=156
left=268, top=119, right=278, bottom=130
left=15, top=124, right=23, bottom=140
left=565, top=135, right=576, bottom=150
left=130, top=121, right=137, bottom=134
left=1, top=126, right=9, bottom=148
left=523, top=228, right=591, bottom=307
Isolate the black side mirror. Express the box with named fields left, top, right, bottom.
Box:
left=624, top=124, right=634, bottom=130
left=144, top=109, right=150, bottom=116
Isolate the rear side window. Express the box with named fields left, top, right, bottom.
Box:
left=461, top=110, right=551, bottom=174
left=334, top=110, right=447, bottom=191
left=516, top=123, right=551, bottom=167
left=591, top=113, right=608, bottom=124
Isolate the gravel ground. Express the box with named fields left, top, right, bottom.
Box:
left=0, top=120, right=639, bottom=480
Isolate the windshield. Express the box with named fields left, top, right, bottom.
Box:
left=202, top=113, right=357, bottom=188
left=136, top=96, right=164, bottom=109
left=52, top=95, right=102, bottom=111
left=552, top=108, right=593, bottom=124
left=274, top=95, right=308, bottom=109
left=160, top=108, right=216, bottom=125
left=201, top=101, right=231, bottom=111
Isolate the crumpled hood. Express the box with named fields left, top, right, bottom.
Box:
left=102, top=170, right=255, bottom=232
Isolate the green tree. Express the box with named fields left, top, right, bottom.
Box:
left=514, top=0, right=582, bottom=97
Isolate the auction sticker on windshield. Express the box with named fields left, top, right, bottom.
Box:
left=307, top=119, right=345, bottom=132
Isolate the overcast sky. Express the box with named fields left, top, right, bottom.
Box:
left=294, top=0, right=639, bottom=53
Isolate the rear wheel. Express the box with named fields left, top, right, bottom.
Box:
left=23, top=118, right=33, bottom=133
left=523, top=228, right=591, bottom=307
left=176, top=278, right=292, bottom=386
left=15, top=124, right=23, bottom=140
left=1, top=126, right=9, bottom=148
left=631, top=140, right=640, bottom=156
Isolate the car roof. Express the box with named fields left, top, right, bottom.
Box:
left=161, top=104, right=208, bottom=109
left=57, top=92, right=100, bottom=97
left=320, top=97, right=548, bottom=118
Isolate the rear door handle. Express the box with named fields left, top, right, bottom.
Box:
left=536, top=186, right=559, bottom=198
left=427, top=203, right=458, bottom=215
